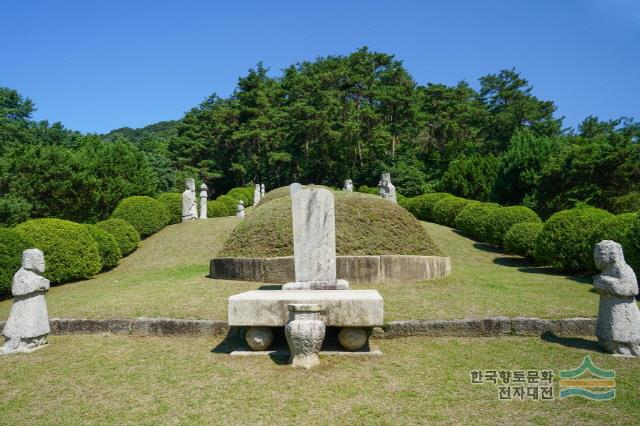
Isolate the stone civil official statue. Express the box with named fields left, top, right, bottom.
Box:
left=182, top=178, right=198, bottom=222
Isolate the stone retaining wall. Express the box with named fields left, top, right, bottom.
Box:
left=0, top=316, right=595, bottom=338
left=209, top=255, right=452, bottom=284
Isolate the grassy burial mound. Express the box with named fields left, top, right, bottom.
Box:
left=220, top=188, right=443, bottom=257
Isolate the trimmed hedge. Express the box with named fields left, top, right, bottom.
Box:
left=84, top=224, right=121, bottom=271
left=504, top=222, right=544, bottom=258
left=404, top=193, right=452, bottom=222
left=111, top=196, right=170, bottom=238
left=208, top=200, right=229, bottom=218
left=156, top=192, right=182, bottom=224
left=15, top=218, right=102, bottom=283
left=487, top=206, right=541, bottom=246
left=227, top=188, right=252, bottom=207
left=615, top=213, right=640, bottom=273
left=96, top=218, right=140, bottom=256
left=534, top=206, right=613, bottom=272
left=216, top=195, right=237, bottom=216
left=0, top=228, right=32, bottom=297
left=431, top=196, right=474, bottom=227
left=454, top=202, right=500, bottom=242
left=357, top=185, right=379, bottom=195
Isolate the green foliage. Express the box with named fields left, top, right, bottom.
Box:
left=0, top=195, right=31, bottom=227
left=156, top=192, right=183, bottom=224
left=404, top=193, right=452, bottom=222
left=487, top=206, right=541, bottom=246
left=207, top=200, right=229, bottom=218
left=111, top=196, right=170, bottom=238
left=215, top=195, right=237, bottom=216
left=609, top=192, right=640, bottom=214
left=84, top=224, right=121, bottom=271
left=454, top=202, right=501, bottom=242
left=227, top=187, right=252, bottom=206
left=626, top=215, right=640, bottom=273
left=0, top=228, right=31, bottom=298
left=431, top=196, right=473, bottom=227
left=15, top=218, right=101, bottom=283
left=534, top=206, right=613, bottom=272
left=504, top=222, right=544, bottom=258
left=590, top=213, right=639, bottom=272
left=357, top=185, right=379, bottom=195
left=96, top=218, right=140, bottom=256
left=440, top=154, right=499, bottom=201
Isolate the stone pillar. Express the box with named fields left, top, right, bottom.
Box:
left=199, top=183, right=208, bottom=219
left=1, top=249, right=50, bottom=355
left=253, top=184, right=261, bottom=206
left=236, top=200, right=245, bottom=218
left=182, top=178, right=198, bottom=222
left=260, top=183, right=265, bottom=200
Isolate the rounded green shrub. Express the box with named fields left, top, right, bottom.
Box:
left=610, top=213, right=640, bottom=273
left=404, top=193, right=452, bottom=222
left=534, top=206, right=613, bottom=272
left=487, top=206, right=541, bottom=247
left=227, top=188, right=252, bottom=207
left=357, top=185, right=379, bottom=195
left=504, top=222, right=544, bottom=258
left=216, top=195, right=238, bottom=216
left=111, top=196, right=170, bottom=238
left=15, top=218, right=101, bottom=283
left=454, top=202, right=500, bottom=242
left=431, top=197, right=473, bottom=227
left=208, top=200, right=229, bottom=218
left=156, top=192, right=182, bottom=224
left=0, top=228, right=32, bottom=298
left=96, top=218, right=140, bottom=256
left=84, top=224, right=121, bottom=271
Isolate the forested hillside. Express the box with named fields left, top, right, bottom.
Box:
left=1, top=47, right=639, bottom=226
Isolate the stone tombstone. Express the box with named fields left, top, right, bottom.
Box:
left=182, top=178, right=198, bottom=222
left=283, top=187, right=349, bottom=290
left=378, top=173, right=397, bottom=204
left=254, top=184, right=261, bottom=206
left=1, top=249, right=50, bottom=355
left=261, top=183, right=265, bottom=199
left=593, top=240, right=640, bottom=357
left=289, top=182, right=302, bottom=196
left=236, top=200, right=245, bottom=218
left=199, top=183, right=208, bottom=219
left=343, top=179, right=353, bottom=192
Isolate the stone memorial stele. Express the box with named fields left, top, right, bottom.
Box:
left=1, top=249, right=50, bottom=355
left=289, top=182, right=302, bottom=196
left=593, top=240, right=640, bottom=357
left=378, top=173, right=397, bottom=204
left=343, top=179, right=353, bottom=192
left=253, top=184, right=261, bottom=205
left=260, top=183, right=265, bottom=200
left=199, top=183, right=208, bottom=219
left=283, top=186, right=349, bottom=290
left=182, top=178, right=198, bottom=222
left=236, top=200, right=245, bottom=218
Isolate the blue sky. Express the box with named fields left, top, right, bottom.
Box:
left=2, top=0, right=638, bottom=134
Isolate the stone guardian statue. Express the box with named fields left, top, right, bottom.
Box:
left=236, top=200, right=245, bottom=218
left=182, top=178, right=198, bottom=222
left=199, top=183, right=208, bottom=219
left=1, top=249, right=50, bottom=354
left=593, top=240, right=640, bottom=357
left=378, top=173, right=397, bottom=204
left=343, top=179, right=353, bottom=192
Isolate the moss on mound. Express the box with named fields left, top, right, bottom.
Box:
left=220, top=189, right=443, bottom=257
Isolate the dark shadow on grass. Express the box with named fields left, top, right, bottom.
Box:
left=540, top=331, right=605, bottom=353
left=473, top=242, right=504, bottom=254
left=211, top=327, right=245, bottom=354
left=258, top=284, right=283, bottom=290
left=493, top=257, right=532, bottom=268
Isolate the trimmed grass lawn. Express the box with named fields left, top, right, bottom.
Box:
left=0, top=217, right=602, bottom=321
left=0, top=335, right=638, bottom=424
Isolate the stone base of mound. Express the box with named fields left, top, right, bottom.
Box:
left=209, top=255, right=451, bottom=284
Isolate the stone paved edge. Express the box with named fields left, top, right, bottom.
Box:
left=0, top=317, right=596, bottom=338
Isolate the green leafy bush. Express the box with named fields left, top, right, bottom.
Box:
left=15, top=218, right=102, bottom=283
left=487, top=206, right=541, bottom=246
left=454, top=202, right=500, bottom=242
left=96, top=218, right=140, bottom=256
left=215, top=195, right=237, bottom=216
left=626, top=215, right=640, bottom=273
left=610, top=192, right=640, bottom=214
left=593, top=213, right=639, bottom=273
left=208, top=200, right=229, bottom=218
left=504, top=222, right=544, bottom=258
left=156, top=192, right=182, bottom=224
left=357, top=185, right=379, bottom=195
left=0, top=196, right=31, bottom=227
left=111, top=196, right=170, bottom=238
left=84, top=224, right=121, bottom=271
left=431, top=197, right=473, bottom=227
left=0, top=228, right=32, bottom=298
left=227, top=188, right=252, bottom=207
left=404, top=193, right=452, bottom=222
left=534, top=206, right=613, bottom=272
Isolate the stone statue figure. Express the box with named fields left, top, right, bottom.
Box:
left=254, top=184, right=261, bottom=205
left=377, top=173, right=397, bottom=204
left=593, top=240, right=640, bottom=357
left=182, top=178, right=198, bottom=222
left=236, top=200, right=245, bottom=218
left=261, top=183, right=265, bottom=199
left=343, top=179, right=353, bottom=192
left=199, top=183, right=208, bottom=219
left=1, top=249, right=50, bottom=354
